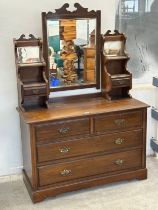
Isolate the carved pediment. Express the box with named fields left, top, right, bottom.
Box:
left=45, top=3, right=97, bottom=17
left=16, top=34, right=39, bottom=41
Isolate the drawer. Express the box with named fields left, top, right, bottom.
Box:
left=86, top=58, right=95, bottom=69
left=23, top=85, right=47, bottom=96
left=35, top=118, right=90, bottom=142
left=85, top=70, right=95, bottom=82
left=60, top=19, right=76, bottom=27
left=85, top=48, right=96, bottom=57
left=37, top=129, right=142, bottom=163
left=95, top=111, right=143, bottom=133
left=112, top=78, right=130, bottom=87
left=38, top=149, right=142, bottom=186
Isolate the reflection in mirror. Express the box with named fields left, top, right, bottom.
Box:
left=17, top=46, right=40, bottom=64
left=47, top=19, right=96, bottom=88
left=104, top=41, right=124, bottom=57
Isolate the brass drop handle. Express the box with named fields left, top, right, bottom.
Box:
left=60, top=169, right=71, bottom=176
left=32, top=89, right=39, bottom=94
left=58, top=127, right=70, bottom=134
left=114, top=119, right=126, bottom=126
left=59, top=147, right=70, bottom=153
left=117, top=80, right=125, bottom=85
left=115, top=138, right=125, bottom=145
left=114, top=159, right=125, bottom=166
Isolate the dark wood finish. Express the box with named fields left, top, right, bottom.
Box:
left=18, top=97, right=148, bottom=123
left=23, top=83, right=47, bottom=96
left=95, top=110, right=143, bottom=133
left=35, top=118, right=90, bottom=142
left=23, top=168, right=147, bottom=203
left=101, top=30, right=132, bottom=100
left=38, top=149, right=142, bottom=186
left=18, top=97, right=148, bottom=202
left=15, top=7, right=148, bottom=204
left=20, top=118, right=33, bottom=186
left=37, top=129, right=143, bottom=163
left=14, top=35, right=49, bottom=111
left=42, top=3, right=101, bottom=91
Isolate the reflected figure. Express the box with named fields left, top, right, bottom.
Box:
left=74, top=45, right=84, bottom=79
left=47, top=18, right=96, bottom=88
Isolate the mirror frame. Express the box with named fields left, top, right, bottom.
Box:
left=42, top=3, right=101, bottom=92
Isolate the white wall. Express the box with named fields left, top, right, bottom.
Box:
left=0, top=0, right=116, bottom=176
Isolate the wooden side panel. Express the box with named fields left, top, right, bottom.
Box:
left=142, top=108, right=147, bottom=168
left=20, top=117, right=38, bottom=189
left=20, top=117, right=33, bottom=185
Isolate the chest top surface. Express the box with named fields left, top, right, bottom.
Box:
left=18, top=96, right=149, bottom=124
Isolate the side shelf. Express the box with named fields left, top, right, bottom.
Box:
left=101, top=30, right=132, bottom=100
left=14, top=34, right=49, bottom=111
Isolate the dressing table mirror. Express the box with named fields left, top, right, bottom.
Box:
left=42, top=3, right=101, bottom=91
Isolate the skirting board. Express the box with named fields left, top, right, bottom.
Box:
left=0, top=166, right=23, bottom=177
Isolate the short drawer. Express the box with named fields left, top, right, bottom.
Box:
left=112, top=78, right=130, bottom=87
left=37, top=129, right=142, bottom=163
left=35, top=118, right=90, bottom=142
left=85, top=49, right=96, bottom=57
left=23, top=85, right=47, bottom=96
left=38, top=149, right=142, bottom=186
left=95, top=111, right=143, bottom=133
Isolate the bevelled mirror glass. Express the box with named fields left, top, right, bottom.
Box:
left=17, top=46, right=40, bottom=64
left=104, top=41, right=124, bottom=57
left=42, top=3, right=101, bottom=91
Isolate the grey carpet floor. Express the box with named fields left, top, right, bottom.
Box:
left=0, top=157, right=158, bottom=210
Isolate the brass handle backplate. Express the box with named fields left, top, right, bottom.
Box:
left=117, top=80, right=126, bottom=85
left=114, top=159, right=125, bottom=166
left=59, top=147, right=70, bottom=153
left=58, top=127, right=70, bottom=134
left=60, top=169, right=71, bottom=176
left=114, top=119, right=126, bottom=126
left=32, top=89, right=39, bottom=94
left=115, top=138, right=125, bottom=145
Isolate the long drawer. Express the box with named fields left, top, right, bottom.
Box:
left=95, top=110, right=143, bottom=134
left=38, top=149, right=142, bottom=186
left=37, top=129, right=143, bottom=163
left=35, top=118, right=90, bottom=142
